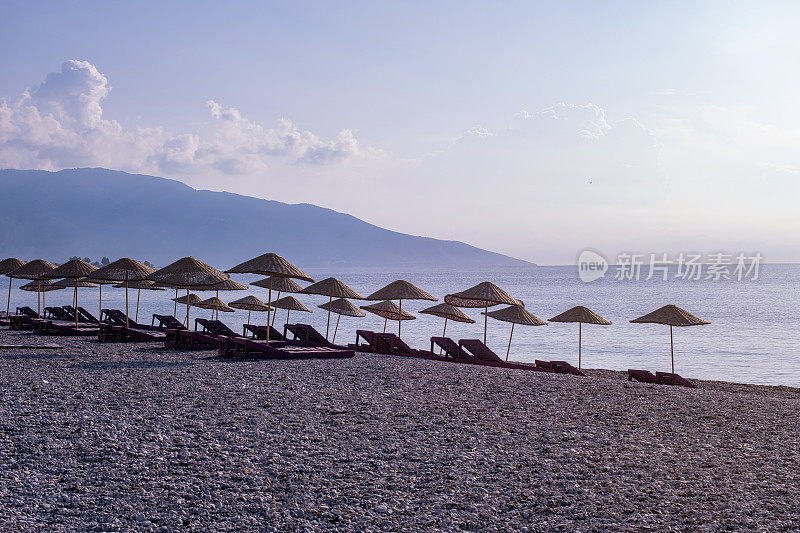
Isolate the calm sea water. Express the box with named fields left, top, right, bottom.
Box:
left=7, top=264, right=799, bottom=387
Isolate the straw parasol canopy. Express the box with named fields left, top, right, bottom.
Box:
left=53, top=278, right=98, bottom=288
left=482, top=305, right=546, bottom=361
left=229, top=295, right=270, bottom=311
left=40, top=259, right=99, bottom=328
left=318, top=298, right=366, bottom=343
left=227, top=253, right=314, bottom=344
left=630, top=304, right=710, bottom=374
left=173, top=293, right=203, bottom=306
left=1, top=258, right=26, bottom=318
left=549, top=306, right=612, bottom=369
left=20, top=279, right=63, bottom=292
left=147, top=257, right=230, bottom=326
left=361, top=300, right=416, bottom=333
left=270, top=295, right=312, bottom=327
left=195, top=296, right=235, bottom=314
left=445, top=281, right=523, bottom=343
left=251, top=277, right=305, bottom=293
left=113, top=279, right=165, bottom=323
left=0, top=258, right=25, bottom=276
left=365, top=280, right=436, bottom=337
left=251, top=276, right=306, bottom=327
left=229, top=295, right=270, bottom=324
left=419, top=303, right=475, bottom=350
left=319, top=298, right=367, bottom=318
left=301, top=278, right=364, bottom=339
left=89, top=258, right=157, bottom=327
left=7, top=259, right=57, bottom=317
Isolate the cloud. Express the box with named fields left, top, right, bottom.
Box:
left=0, top=60, right=361, bottom=175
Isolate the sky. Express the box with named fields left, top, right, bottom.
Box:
left=1, top=1, right=799, bottom=264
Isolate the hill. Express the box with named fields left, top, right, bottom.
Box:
left=0, top=168, right=530, bottom=270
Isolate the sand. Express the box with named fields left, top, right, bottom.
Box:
left=1, top=328, right=799, bottom=531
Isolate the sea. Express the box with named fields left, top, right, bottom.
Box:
left=6, top=264, right=799, bottom=387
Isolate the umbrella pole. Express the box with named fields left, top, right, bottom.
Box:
left=74, top=280, right=79, bottom=329
left=266, top=277, right=273, bottom=346
left=484, top=304, right=488, bottom=345
left=271, top=291, right=281, bottom=327
left=383, top=317, right=387, bottom=333
left=670, top=325, right=674, bottom=374
left=398, top=299, right=402, bottom=337
left=333, top=313, right=341, bottom=343
left=125, top=279, right=130, bottom=329
left=247, top=309, right=251, bottom=324
left=136, top=289, right=141, bottom=323
left=578, top=322, right=582, bottom=369
left=5, top=276, right=11, bottom=318
left=286, top=307, right=290, bottom=325
left=440, top=317, right=448, bottom=355
left=37, top=280, right=41, bottom=318
left=185, top=288, right=190, bottom=327
left=99, top=284, right=103, bottom=321
left=325, top=296, right=332, bottom=339
left=174, top=288, right=178, bottom=317
left=215, top=290, right=219, bottom=321
left=506, top=322, right=514, bottom=361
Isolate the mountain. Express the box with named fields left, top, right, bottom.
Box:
left=0, top=168, right=530, bottom=270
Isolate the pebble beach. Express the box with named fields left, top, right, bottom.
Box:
left=1, top=329, right=799, bottom=531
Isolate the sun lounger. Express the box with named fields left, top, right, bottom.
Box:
left=283, top=323, right=345, bottom=348
left=458, top=339, right=551, bottom=373
left=9, top=307, right=39, bottom=330
left=33, top=319, right=99, bottom=336
left=152, top=314, right=187, bottom=330
left=195, top=318, right=240, bottom=338
left=655, top=371, right=697, bottom=388
left=373, top=332, right=434, bottom=358
left=165, top=327, right=225, bottom=350
left=98, top=321, right=167, bottom=342
left=217, top=335, right=354, bottom=360
left=242, top=324, right=285, bottom=341
left=430, top=337, right=476, bottom=362
left=70, top=306, right=98, bottom=323
left=536, top=360, right=586, bottom=376
left=351, top=330, right=381, bottom=352
left=627, top=369, right=658, bottom=384
left=45, top=306, right=74, bottom=321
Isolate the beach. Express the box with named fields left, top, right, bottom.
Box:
left=1, top=329, right=799, bottom=531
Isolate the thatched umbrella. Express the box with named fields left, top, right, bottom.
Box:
left=445, top=282, right=523, bottom=344
left=419, top=303, right=475, bottom=353
left=113, top=279, right=165, bottom=323
left=227, top=253, right=314, bottom=346
left=549, top=306, right=612, bottom=369
left=360, top=300, right=416, bottom=333
left=318, top=298, right=365, bottom=342
left=52, top=278, right=98, bottom=313
left=40, top=259, right=98, bottom=328
left=89, top=258, right=155, bottom=328
left=229, top=295, right=270, bottom=325
left=482, top=305, right=546, bottom=361
left=1, top=258, right=25, bottom=318
left=147, top=257, right=230, bottom=327
left=198, top=278, right=248, bottom=320
left=251, top=276, right=306, bottom=327
left=173, top=293, right=203, bottom=306
left=270, top=296, right=312, bottom=328
left=630, top=305, right=710, bottom=374
left=19, top=279, right=64, bottom=314
left=195, top=296, right=235, bottom=320
left=365, top=280, right=436, bottom=337
left=7, top=260, right=56, bottom=317
left=300, top=278, right=363, bottom=340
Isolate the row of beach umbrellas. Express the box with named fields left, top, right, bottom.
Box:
left=0, top=254, right=710, bottom=371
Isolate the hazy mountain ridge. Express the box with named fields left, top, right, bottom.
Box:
left=0, top=168, right=531, bottom=270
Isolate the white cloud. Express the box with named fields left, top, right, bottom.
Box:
left=0, top=60, right=361, bottom=175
